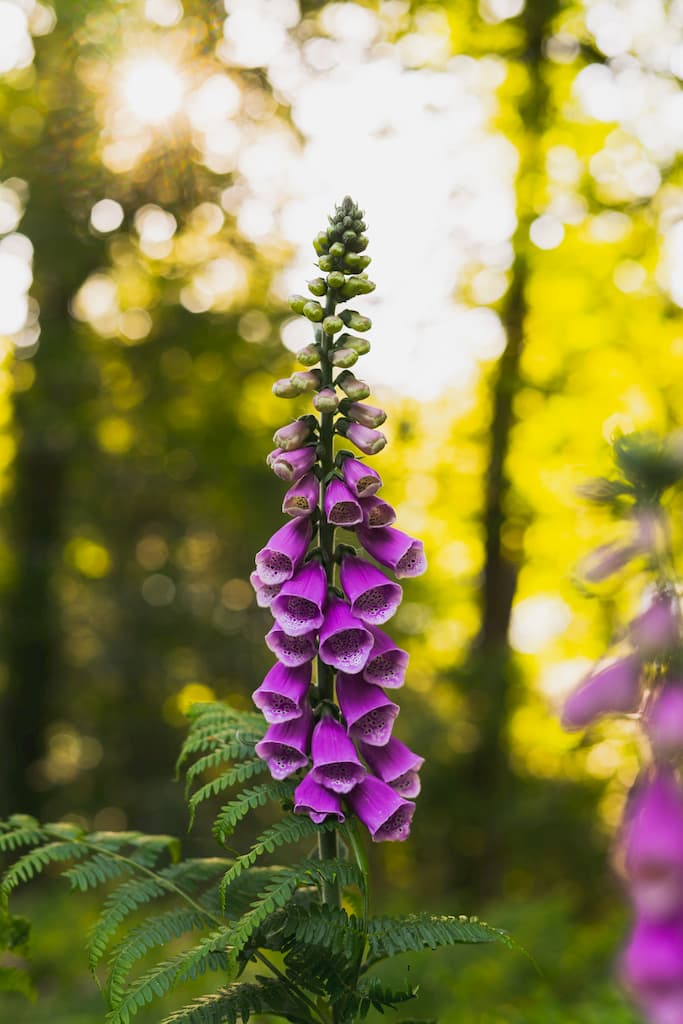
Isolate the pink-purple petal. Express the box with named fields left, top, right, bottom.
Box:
left=310, top=717, right=366, bottom=794
left=318, top=596, right=373, bottom=673
left=265, top=624, right=317, bottom=667
left=363, top=625, right=409, bottom=688
left=252, top=662, right=312, bottom=724
left=255, top=517, right=313, bottom=586
left=340, top=554, right=402, bottom=625
left=356, top=525, right=427, bottom=579
left=336, top=672, right=399, bottom=747
left=294, top=771, right=345, bottom=823
left=255, top=704, right=313, bottom=780
left=271, top=561, right=327, bottom=637
left=360, top=495, right=397, bottom=529
left=324, top=478, right=363, bottom=526
left=561, top=655, right=641, bottom=731
left=346, top=775, right=415, bottom=842
left=341, top=457, right=382, bottom=498
left=282, top=473, right=319, bottom=518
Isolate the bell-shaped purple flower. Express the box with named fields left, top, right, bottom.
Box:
left=271, top=561, right=327, bottom=637
left=249, top=571, right=282, bottom=609
left=255, top=518, right=312, bottom=586
left=360, top=738, right=424, bottom=798
left=360, top=495, right=396, bottom=529
left=318, top=596, right=373, bottom=673
left=622, top=920, right=683, bottom=1024
left=336, top=672, right=399, bottom=747
left=273, top=420, right=312, bottom=452
left=561, top=655, right=641, bottom=730
left=293, top=771, right=345, bottom=823
left=631, top=592, right=679, bottom=657
left=356, top=525, right=427, bottom=579
left=324, top=478, right=363, bottom=527
left=340, top=554, right=402, bottom=625
left=310, top=716, right=366, bottom=794
left=345, top=422, right=387, bottom=456
left=252, top=662, right=312, bottom=724
left=624, top=772, right=683, bottom=922
left=580, top=541, right=639, bottom=583
left=270, top=446, right=318, bottom=483
left=363, top=625, right=409, bottom=689
left=265, top=624, right=316, bottom=667
left=647, top=683, right=683, bottom=761
left=341, top=457, right=382, bottom=498
left=346, top=401, right=387, bottom=429
left=255, top=704, right=313, bottom=780
left=347, top=775, right=415, bottom=842
left=282, top=473, right=319, bottom=518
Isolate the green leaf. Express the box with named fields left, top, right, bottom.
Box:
left=211, top=781, right=294, bottom=841
left=159, top=978, right=307, bottom=1024
left=365, top=912, right=514, bottom=967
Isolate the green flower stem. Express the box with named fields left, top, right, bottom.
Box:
left=316, top=290, right=342, bottom=909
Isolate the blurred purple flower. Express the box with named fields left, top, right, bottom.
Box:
left=624, top=771, right=683, bottom=922
left=561, top=656, right=641, bottom=730
left=631, top=592, right=679, bottom=657
left=647, top=683, right=683, bottom=761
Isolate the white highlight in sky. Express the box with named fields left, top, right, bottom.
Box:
left=121, top=57, right=185, bottom=125
left=510, top=595, right=572, bottom=655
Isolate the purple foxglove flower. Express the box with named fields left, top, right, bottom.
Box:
left=255, top=518, right=313, bottom=586
left=631, top=593, right=680, bottom=657
left=336, top=672, right=399, bottom=747
left=282, top=473, right=319, bottom=518
left=270, top=447, right=317, bottom=483
left=356, top=525, right=427, bottom=579
left=346, top=402, right=386, bottom=429
left=363, top=625, right=409, bottom=689
left=624, top=772, right=683, bottom=922
left=347, top=775, right=415, bottom=842
left=265, top=624, right=316, bottom=667
left=318, top=596, right=373, bottom=673
left=340, top=554, right=402, bottom=625
left=255, top=703, right=313, bottom=779
left=360, top=495, right=396, bottom=529
left=622, top=919, right=683, bottom=1023
left=313, top=388, right=339, bottom=413
left=271, top=561, right=327, bottom=637
left=249, top=572, right=282, bottom=609
left=310, top=716, right=366, bottom=793
left=561, top=656, right=641, bottom=730
left=266, top=447, right=283, bottom=467
left=580, top=541, right=639, bottom=583
left=341, top=457, right=382, bottom=498
left=252, top=662, right=312, bottom=724
left=345, top=422, right=387, bottom=456
left=647, top=683, right=683, bottom=761
left=273, top=419, right=313, bottom=452
left=324, top=478, right=363, bottom=527
left=360, top=737, right=424, bottom=799
left=294, top=771, right=345, bottom=823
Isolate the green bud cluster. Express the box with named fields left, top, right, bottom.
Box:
left=274, top=196, right=381, bottom=438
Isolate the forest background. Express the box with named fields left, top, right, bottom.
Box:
left=0, top=0, right=681, bottom=1020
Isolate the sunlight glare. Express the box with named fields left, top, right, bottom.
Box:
left=121, top=57, right=185, bottom=125
left=0, top=1, right=34, bottom=73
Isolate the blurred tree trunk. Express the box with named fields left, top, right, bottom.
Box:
left=457, top=1, right=556, bottom=898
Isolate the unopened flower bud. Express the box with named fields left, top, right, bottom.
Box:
left=339, top=333, right=371, bottom=356
left=348, top=234, right=368, bottom=252
left=344, top=253, right=371, bottom=272
left=580, top=542, right=638, bottom=583
left=273, top=419, right=313, bottom=452
left=329, top=242, right=345, bottom=258
left=327, top=271, right=345, bottom=290
left=270, top=447, right=317, bottom=482
left=313, top=388, right=339, bottom=413
left=288, top=294, right=308, bottom=314
left=273, top=378, right=301, bottom=398
left=313, top=232, right=330, bottom=255
left=291, top=370, right=322, bottom=393
left=342, top=230, right=356, bottom=245
left=337, top=419, right=387, bottom=455
left=303, top=300, right=324, bottom=323
left=341, top=276, right=376, bottom=298
left=318, top=255, right=334, bottom=271
left=331, top=348, right=359, bottom=368
left=336, top=371, right=371, bottom=401
left=322, top=316, right=344, bottom=335
left=296, top=344, right=320, bottom=367
left=340, top=310, right=371, bottom=332
left=344, top=401, right=386, bottom=429
left=307, top=277, right=327, bottom=297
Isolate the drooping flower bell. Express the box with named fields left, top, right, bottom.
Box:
left=250, top=196, right=425, bottom=841
left=623, top=772, right=683, bottom=922
left=561, top=655, right=641, bottom=730
left=647, top=683, right=683, bottom=761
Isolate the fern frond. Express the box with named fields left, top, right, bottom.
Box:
left=106, top=933, right=231, bottom=1022
left=88, top=858, right=231, bottom=970
left=0, top=815, right=47, bottom=853
left=278, top=904, right=364, bottom=999
left=188, top=760, right=268, bottom=823
left=106, top=907, right=213, bottom=1007
left=1, top=841, right=87, bottom=893
left=219, top=815, right=331, bottom=906
left=354, top=977, right=418, bottom=1017
left=185, top=744, right=262, bottom=791
left=159, top=978, right=307, bottom=1024
left=64, top=853, right=135, bottom=893
left=212, top=781, right=294, bottom=842
left=365, top=912, right=513, bottom=966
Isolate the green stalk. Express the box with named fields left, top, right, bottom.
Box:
left=316, top=290, right=341, bottom=908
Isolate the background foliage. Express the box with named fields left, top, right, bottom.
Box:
left=1, top=0, right=682, bottom=1019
